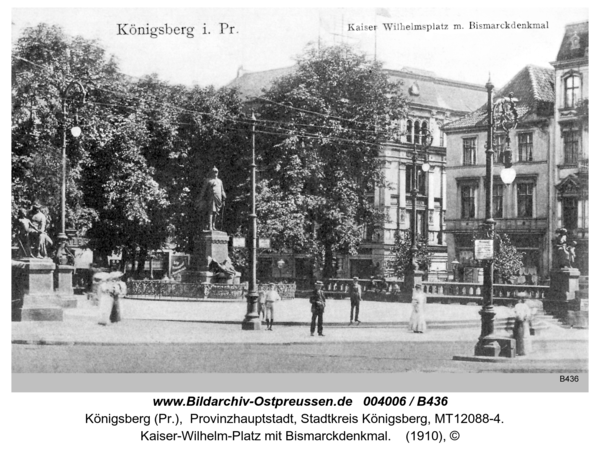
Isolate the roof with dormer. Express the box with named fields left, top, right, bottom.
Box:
left=443, top=65, right=555, bottom=132
left=555, top=21, right=589, bottom=63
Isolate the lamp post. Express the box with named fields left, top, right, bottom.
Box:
left=403, top=129, right=433, bottom=293
left=242, top=111, right=262, bottom=330
left=57, top=79, right=86, bottom=247
left=475, top=78, right=518, bottom=355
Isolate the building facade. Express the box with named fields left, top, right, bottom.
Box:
left=443, top=21, right=589, bottom=281
left=444, top=66, right=555, bottom=282
left=550, top=21, right=589, bottom=274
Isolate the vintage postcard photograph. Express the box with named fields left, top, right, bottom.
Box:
left=10, top=6, right=590, bottom=392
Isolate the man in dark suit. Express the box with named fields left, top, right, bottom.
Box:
left=310, top=281, right=327, bottom=337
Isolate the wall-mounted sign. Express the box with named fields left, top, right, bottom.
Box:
left=474, top=239, right=494, bottom=260
left=258, top=238, right=271, bottom=249
left=232, top=237, right=246, bottom=248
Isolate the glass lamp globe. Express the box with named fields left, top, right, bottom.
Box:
left=421, top=162, right=431, bottom=172
left=500, top=166, right=516, bottom=185
left=70, top=126, right=82, bottom=138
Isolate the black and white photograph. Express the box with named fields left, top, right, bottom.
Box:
left=9, top=5, right=592, bottom=394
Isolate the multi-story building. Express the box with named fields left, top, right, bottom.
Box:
left=550, top=21, right=589, bottom=274
left=228, top=66, right=487, bottom=279
left=444, top=66, right=555, bottom=282
left=444, top=21, right=589, bottom=282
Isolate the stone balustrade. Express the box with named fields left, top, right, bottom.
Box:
left=295, top=278, right=549, bottom=305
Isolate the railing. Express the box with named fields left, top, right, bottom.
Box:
left=296, top=278, right=549, bottom=305
left=126, top=280, right=296, bottom=300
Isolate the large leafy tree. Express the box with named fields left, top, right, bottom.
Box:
left=255, top=44, right=407, bottom=277
left=12, top=23, right=120, bottom=238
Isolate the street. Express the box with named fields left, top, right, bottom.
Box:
left=12, top=341, right=588, bottom=374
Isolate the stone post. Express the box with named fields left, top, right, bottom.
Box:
left=56, top=264, right=78, bottom=308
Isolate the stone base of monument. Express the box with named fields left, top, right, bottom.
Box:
left=21, top=294, right=64, bottom=322
left=192, top=230, right=230, bottom=269
left=12, top=258, right=65, bottom=322
left=542, top=268, right=587, bottom=328
left=547, top=268, right=580, bottom=302
left=181, top=271, right=214, bottom=284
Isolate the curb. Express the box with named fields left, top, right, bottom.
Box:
left=12, top=337, right=589, bottom=347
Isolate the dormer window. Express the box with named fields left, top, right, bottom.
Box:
left=570, top=32, right=580, bottom=50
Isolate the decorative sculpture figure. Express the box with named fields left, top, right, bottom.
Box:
left=30, top=204, right=53, bottom=259
left=16, top=208, right=33, bottom=258
left=553, top=228, right=577, bottom=269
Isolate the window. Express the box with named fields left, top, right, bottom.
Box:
left=406, top=120, right=413, bottom=143
left=391, top=194, right=399, bottom=206
left=463, top=137, right=477, bottom=165
left=563, top=128, right=579, bottom=165
left=564, top=75, right=581, bottom=109
left=421, top=121, right=429, bottom=145
left=439, top=131, right=444, bottom=147
left=517, top=182, right=534, bottom=218
left=518, top=133, right=533, bottom=162
left=461, top=185, right=476, bottom=219
left=406, top=165, right=427, bottom=195
left=563, top=197, right=578, bottom=230
left=493, top=184, right=503, bottom=218
left=414, top=121, right=421, bottom=144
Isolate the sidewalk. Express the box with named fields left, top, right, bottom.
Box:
left=12, top=295, right=589, bottom=361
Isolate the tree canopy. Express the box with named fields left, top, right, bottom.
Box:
left=12, top=23, right=247, bottom=268
left=255, top=44, right=407, bottom=277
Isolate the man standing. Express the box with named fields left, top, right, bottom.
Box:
left=310, top=281, right=327, bottom=337
left=199, top=167, right=226, bottom=231
left=264, top=283, right=281, bottom=331
left=348, top=276, right=362, bottom=325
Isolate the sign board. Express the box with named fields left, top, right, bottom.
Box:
left=258, top=238, right=271, bottom=249
left=474, top=239, right=494, bottom=260
left=232, top=237, right=246, bottom=248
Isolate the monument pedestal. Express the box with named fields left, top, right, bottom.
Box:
left=544, top=268, right=587, bottom=328
left=18, top=259, right=63, bottom=321
left=192, top=230, right=230, bottom=271
left=547, top=268, right=580, bottom=302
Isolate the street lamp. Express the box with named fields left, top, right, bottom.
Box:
left=242, top=111, right=262, bottom=330
left=57, top=79, right=86, bottom=247
left=475, top=78, right=518, bottom=355
left=403, top=128, right=433, bottom=293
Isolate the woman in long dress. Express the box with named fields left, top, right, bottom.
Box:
left=409, top=284, right=427, bottom=333
left=97, top=272, right=126, bottom=325
left=96, top=272, right=113, bottom=326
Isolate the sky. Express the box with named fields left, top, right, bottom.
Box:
left=11, top=6, right=589, bottom=91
